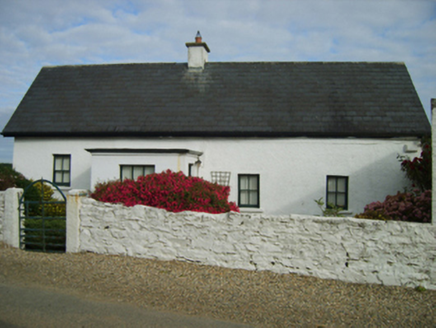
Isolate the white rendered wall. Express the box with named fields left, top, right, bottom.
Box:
left=89, top=152, right=200, bottom=187
left=187, top=46, right=208, bottom=68
left=13, top=137, right=419, bottom=215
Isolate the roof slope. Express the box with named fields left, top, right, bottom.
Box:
left=2, top=61, right=430, bottom=138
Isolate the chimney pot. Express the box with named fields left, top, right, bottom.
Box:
left=195, top=31, right=202, bottom=43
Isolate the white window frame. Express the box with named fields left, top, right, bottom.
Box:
left=120, top=165, right=155, bottom=181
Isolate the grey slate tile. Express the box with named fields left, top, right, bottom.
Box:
left=2, top=62, right=430, bottom=138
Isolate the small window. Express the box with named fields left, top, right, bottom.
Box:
left=53, top=155, right=71, bottom=187
left=238, top=174, right=259, bottom=208
left=326, top=176, right=348, bottom=209
left=120, top=165, right=155, bottom=181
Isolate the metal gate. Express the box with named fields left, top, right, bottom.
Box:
left=19, top=179, right=67, bottom=252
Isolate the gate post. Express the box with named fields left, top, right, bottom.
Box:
left=66, top=189, right=88, bottom=253
left=3, top=188, right=23, bottom=248
left=432, top=98, right=436, bottom=225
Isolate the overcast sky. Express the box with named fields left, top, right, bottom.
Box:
left=0, top=0, right=435, bottom=163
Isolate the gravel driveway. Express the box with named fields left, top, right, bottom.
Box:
left=0, top=242, right=435, bottom=327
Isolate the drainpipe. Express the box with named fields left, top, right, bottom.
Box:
left=432, top=98, right=435, bottom=225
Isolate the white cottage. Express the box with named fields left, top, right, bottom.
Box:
left=2, top=33, right=431, bottom=216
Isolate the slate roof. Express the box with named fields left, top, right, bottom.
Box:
left=2, top=61, right=430, bottom=138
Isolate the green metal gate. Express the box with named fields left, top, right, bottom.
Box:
left=19, top=179, right=67, bottom=253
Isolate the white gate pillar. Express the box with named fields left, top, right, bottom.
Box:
left=66, top=189, right=88, bottom=253
left=3, top=188, right=23, bottom=248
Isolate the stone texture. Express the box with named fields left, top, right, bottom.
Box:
left=76, top=199, right=436, bottom=290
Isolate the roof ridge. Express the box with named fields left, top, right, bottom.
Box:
left=42, top=62, right=181, bottom=69
left=42, top=61, right=406, bottom=69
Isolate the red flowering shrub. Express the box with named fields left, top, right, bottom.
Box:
left=91, top=170, right=239, bottom=214
left=399, top=137, right=431, bottom=191
left=357, top=137, right=432, bottom=223
left=355, top=190, right=431, bottom=223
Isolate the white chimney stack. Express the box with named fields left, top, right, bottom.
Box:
left=186, top=31, right=210, bottom=69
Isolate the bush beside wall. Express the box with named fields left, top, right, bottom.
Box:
left=356, top=190, right=431, bottom=223
left=91, top=170, right=239, bottom=214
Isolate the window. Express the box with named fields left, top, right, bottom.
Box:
left=326, top=176, right=348, bottom=209
left=53, top=155, right=71, bottom=187
left=238, top=174, right=259, bottom=208
left=120, top=165, right=155, bottom=181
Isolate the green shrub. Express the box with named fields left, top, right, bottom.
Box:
left=314, top=197, right=343, bottom=217
left=0, top=164, right=32, bottom=191
left=0, top=165, right=40, bottom=211
left=28, top=181, right=66, bottom=217
left=23, top=218, right=66, bottom=251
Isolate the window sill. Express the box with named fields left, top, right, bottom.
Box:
left=339, top=211, right=353, bottom=217
left=58, top=186, right=72, bottom=192
left=239, top=207, right=264, bottom=214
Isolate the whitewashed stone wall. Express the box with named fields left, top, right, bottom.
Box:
left=78, top=198, right=436, bottom=290
left=0, top=191, right=5, bottom=240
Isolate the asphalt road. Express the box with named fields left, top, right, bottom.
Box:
left=0, top=282, right=250, bottom=328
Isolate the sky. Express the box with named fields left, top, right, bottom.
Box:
left=0, top=0, right=435, bottom=163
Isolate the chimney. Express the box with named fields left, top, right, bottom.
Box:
left=186, top=31, right=210, bottom=69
